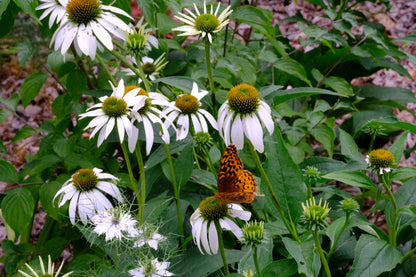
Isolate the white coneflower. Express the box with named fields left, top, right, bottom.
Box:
left=53, top=168, right=123, bottom=225
left=172, top=0, right=232, bottom=43
left=79, top=79, right=143, bottom=148
left=50, top=0, right=132, bottom=59
left=18, top=255, right=72, bottom=277
left=217, top=84, right=274, bottom=153
left=164, top=82, right=217, bottom=141
left=365, top=148, right=395, bottom=175
left=37, top=0, right=67, bottom=28
left=190, top=196, right=251, bottom=255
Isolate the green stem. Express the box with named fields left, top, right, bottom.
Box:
left=381, top=174, right=398, bottom=247
left=214, top=221, right=229, bottom=276
left=307, top=184, right=313, bottom=199
left=401, top=245, right=416, bottom=264
left=253, top=246, right=262, bottom=277
left=327, top=213, right=350, bottom=261
left=96, top=53, right=116, bottom=86
left=204, top=39, right=216, bottom=107
left=120, top=142, right=140, bottom=219
left=35, top=216, right=56, bottom=255
left=369, top=134, right=376, bottom=152
left=248, top=141, right=300, bottom=243
left=313, top=230, right=331, bottom=277
left=164, top=142, right=185, bottom=250
left=115, top=242, right=119, bottom=277
left=135, top=142, right=146, bottom=225
left=110, top=49, right=151, bottom=92
left=193, top=147, right=201, bottom=169
left=202, top=146, right=217, bottom=179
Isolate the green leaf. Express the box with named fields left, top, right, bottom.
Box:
left=156, top=76, right=205, bottom=93
left=65, top=70, right=87, bottom=102
left=322, top=76, right=354, bottom=96
left=30, top=154, right=62, bottom=175
left=12, top=125, right=37, bottom=143
left=231, top=6, right=274, bottom=36
left=282, top=237, right=317, bottom=277
left=1, top=187, right=35, bottom=237
left=0, top=159, right=18, bottom=184
left=136, top=0, right=155, bottom=27
left=358, top=85, right=416, bottom=106
left=391, top=167, right=416, bottom=182
left=13, top=0, right=38, bottom=22
left=0, top=108, right=12, bottom=123
left=309, top=124, right=335, bottom=158
left=388, top=132, right=407, bottom=168
left=323, top=171, right=376, bottom=189
left=170, top=248, right=246, bottom=277
left=0, top=1, right=19, bottom=38
left=39, top=181, right=67, bottom=221
left=47, top=51, right=72, bottom=72
left=0, top=0, right=10, bottom=19
left=165, top=143, right=194, bottom=187
left=273, top=87, right=344, bottom=105
left=347, top=235, right=402, bottom=277
left=264, top=129, right=308, bottom=227
left=338, top=128, right=363, bottom=161
left=20, top=72, right=48, bottom=108
left=16, top=40, right=34, bottom=66
left=53, top=138, right=74, bottom=158
left=274, top=58, right=311, bottom=86
left=394, top=177, right=416, bottom=209
left=262, top=259, right=298, bottom=277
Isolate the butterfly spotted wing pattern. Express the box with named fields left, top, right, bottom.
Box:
left=215, top=145, right=260, bottom=203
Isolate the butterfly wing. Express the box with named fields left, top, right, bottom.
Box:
left=217, top=145, right=243, bottom=193
left=215, top=170, right=258, bottom=203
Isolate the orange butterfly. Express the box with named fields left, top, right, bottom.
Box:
left=215, top=145, right=263, bottom=203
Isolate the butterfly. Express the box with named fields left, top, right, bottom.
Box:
left=215, top=144, right=262, bottom=204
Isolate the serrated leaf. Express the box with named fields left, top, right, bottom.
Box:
left=282, top=237, right=317, bottom=277
left=12, top=125, right=37, bottom=143
left=136, top=0, right=155, bottom=27
left=231, top=5, right=274, bottom=36
left=0, top=108, right=12, bottom=123
left=309, top=124, right=335, bottom=157
left=0, top=159, right=18, bottom=184
left=1, top=188, right=35, bottom=237
left=347, top=235, right=402, bottom=277
left=338, top=128, right=362, bottom=161
left=30, top=154, right=61, bottom=175
left=275, top=58, right=311, bottom=86
left=0, top=0, right=10, bottom=19
left=388, top=131, right=407, bottom=168
left=39, top=181, right=67, bottom=222
left=264, top=129, right=308, bottom=228
left=0, top=1, right=19, bottom=38
left=20, top=72, right=48, bottom=108
left=273, top=87, right=344, bottom=105
left=323, top=171, right=376, bottom=189
left=65, top=69, right=87, bottom=102
left=13, top=0, right=38, bottom=22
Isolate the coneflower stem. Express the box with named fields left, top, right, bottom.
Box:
left=248, top=141, right=300, bottom=244
left=164, top=142, right=185, bottom=250
left=214, top=221, right=229, bottom=276
left=253, top=246, right=262, bottom=277
left=313, top=230, right=331, bottom=277
left=115, top=242, right=119, bottom=277
left=135, top=142, right=146, bottom=225
left=204, top=39, right=216, bottom=107
left=120, top=142, right=140, bottom=219
left=96, top=53, right=116, bottom=86
left=327, top=213, right=350, bottom=261
left=381, top=173, right=398, bottom=247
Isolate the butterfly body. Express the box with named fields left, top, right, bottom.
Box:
left=215, top=145, right=261, bottom=203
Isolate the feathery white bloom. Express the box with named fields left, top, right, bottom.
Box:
left=164, top=82, right=217, bottom=141
left=217, top=84, right=274, bottom=153
left=134, top=227, right=166, bottom=250
left=53, top=168, right=123, bottom=225
left=92, top=207, right=138, bottom=241
left=128, top=258, right=173, bottom=277
left=79, top=79, right=143, bottom=148
left=50, top=0, right=132, bottom=59
left=173, top=0, right=232, bottom=43
left=18, top=255, right=72, bottom=277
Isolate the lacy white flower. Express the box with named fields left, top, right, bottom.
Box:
left=92, top=207, right=138, bottom=241
left=173, top=0, right=232, bottom=43
left=164, top=82, right=217, bottom=140
left=128, top=258, right=173, bottom=277
left=53, top=168, right=123, bottom=225
left=190, top=196, right=251, bottom=255
left=50, top=0, right=132, bottom=59
left=37, top=0, right=67, bottom=28
left=134, top=227, right=166, bottom=250
left=18, top=255, right=72, bottom=277
left=79, top=79, right=143, bottom=148
left=128, top=86, right=175, bottom=154
left=218, top=84, right=274, bottom=153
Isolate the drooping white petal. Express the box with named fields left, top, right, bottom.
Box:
left=208, top=221, right=218, bottom=254
left=228, top=204, right=252, bottom=221
left=220, top=217, right=244, bottom=240
left=231, top=114, right=244, bottom=150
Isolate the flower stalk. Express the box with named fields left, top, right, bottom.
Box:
left=313, top=230, right=331, bottom=277
left=135, top=142, right=146, bottom=225
left=204, top=38, right=216, bottom=107
left=120, top=142, right=140, bottom=217
left=214, top=220, right=229, bottom=276
left=380, top=173, right=398, bottom=247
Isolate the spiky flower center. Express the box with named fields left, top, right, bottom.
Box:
left=195, top=14, right=219, bottom=33
left=301, top=198, right=330, bottom=231
left=242, top=221, right=264, bottom=246
left=340, top=198, right=359, bottom=214
left=143, top=62, right=156, bottom=75
left=368, top=149, right=395, bottom=169
left=227, top=84, right=260, bottom=114
left=194, top=131, right=211, bottom=146
left=199, top=196, right=228, bottom=221
left=39, top=274, right=53, bottom=277
left=66, top=0, right=101, bottom=25
left=72, top=168, right=98, bottom=191
left=126, top=27, right=149, bottom=57
left=175, top=94, right=200, bottom=114
left=102, top=96, right=128, bottom=118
